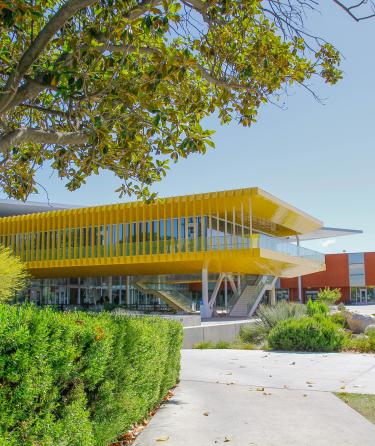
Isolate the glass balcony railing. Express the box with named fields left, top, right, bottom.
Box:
left=21, top=234, right=324, bottom=264
left=256, top=234, right=325, bottom=263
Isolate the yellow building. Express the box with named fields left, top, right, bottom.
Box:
left=0, top=187, right=352, bottom=317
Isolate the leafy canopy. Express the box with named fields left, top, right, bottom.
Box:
left=0, top=245, right=29, bottom=302
left=0, top=0, right=345, bottom=200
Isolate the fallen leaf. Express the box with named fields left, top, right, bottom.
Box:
left=256, top=387, right=265, bottom=392
left=156, top=436, right=170, bottom=442
left=203, top=411, right=209, bottom=416
left=224, top=437, right=231, bottom=442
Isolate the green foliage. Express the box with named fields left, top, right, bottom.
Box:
left=0, top=304, right=182, bottom=446
left=344, top=333, right=375, bottom=353
left=194, top=341, right=214, bottom=349
left=0, top=245, right=29, bottom=302
left=306, top=299, right=329, bottom=317
left=240, top=301, right=306, bottom=343
left=330, top=312, right=349, bottom=329
left=268, top=316, right=346, bottom=352
left=0, top=0, right=342, bottom=200
left=317, top=287, right=341, bottom=305
left=214, top=340, right=231, bottom=349
left=193, top=340, right=255, bottom=350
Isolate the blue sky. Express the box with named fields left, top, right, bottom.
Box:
left=8, top=2, right=375, bottom=254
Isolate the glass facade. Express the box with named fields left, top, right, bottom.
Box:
left=20, top=276, right=166, bottom=308
left=348, top=252, right=365, bottom=287
left=0, top=214, right=324, bottom=264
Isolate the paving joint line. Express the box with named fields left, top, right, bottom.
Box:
left=180, top=378, right=342, bottom=394
left=345, top=363, right=375, bottom=386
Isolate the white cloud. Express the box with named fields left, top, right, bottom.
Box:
left=321, top=239, right=336, bottom=248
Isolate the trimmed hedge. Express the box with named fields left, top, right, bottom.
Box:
left=268, top=316, right=346, bottom=352
left=0, top=304, right=182, bottom=446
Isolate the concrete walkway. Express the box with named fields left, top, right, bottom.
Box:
left=134, top=350, right=375, bottom=446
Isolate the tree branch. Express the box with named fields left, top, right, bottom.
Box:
left=0, top=129, right=89, bottom=152
left=20, top=103, right=69, bottom=118
left=0, top=0, right=164, bottom=116
left=0, top=0, right=99, bottom=115
left=94, top=37, right=251, bottom=90
left=331, top=0, right=375, bottom=22
left=125, top=0, right=162, bottom=19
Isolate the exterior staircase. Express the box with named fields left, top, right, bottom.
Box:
left=230, top=275, right=277, bottom=317
left=134, top=282, right=194, bottom=313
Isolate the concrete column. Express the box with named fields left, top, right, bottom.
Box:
left=224, top=276, right=228, bottom=308
left=108, top=276, right=113, bottom=304
left=298, top=276, right=303, bottom=303
left=119, top=276, right=123, bottom=304
left=237, top=275, right=241, bottom=295
left=126, top=276, right=130, bottom=305
left=201, top=268, right=211, bottom=318
left=270, top=286, right=276, bottom=306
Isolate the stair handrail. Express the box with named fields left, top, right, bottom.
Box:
left=247, top=275, right=276, bottom=316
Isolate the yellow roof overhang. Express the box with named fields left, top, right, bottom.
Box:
left=0, top=187, right=322, bottom=238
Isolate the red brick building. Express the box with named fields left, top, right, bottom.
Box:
left=279, top=252, right=375, bottom=304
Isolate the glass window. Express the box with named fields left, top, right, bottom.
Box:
left=145, top=221, right=150, bottom=254
left=138, top=222, right=143, bottom=255
left=82, top=227, right=86, bottom=257
left=350, top=274, right=365, bottom=287
left=159, top=220, right=164, bottom=253
left=132, top=222, right=137, bottom=255
left=349, top=252, right=364, bottom=264
left=166, top=219, right=171, bottom=240
left=112, top=224, right=117, bottom=256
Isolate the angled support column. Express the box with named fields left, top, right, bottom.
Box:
left=227, top=274, right=238, bottom=295
left=209, top=273, right=225, bottom=309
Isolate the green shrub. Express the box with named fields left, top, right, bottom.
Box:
left=344, top=333, right=375, bottom=353
left=364, top=325, right=375, bottom=336
left=193, top=341, right=214, bottom=349
left=330, top=312, right=349, bottom=329
left=214, top=340, right=231, bottom=349
left=240, top=301, right=306, bottom=343
left=306, top=299, right=329, bottom=317
left=0, top=246, right=29, bottom=302
left=268, top=316, right=346, bottom=352
left=0, top=304, right=182, bottom=446
left=317, top=287, right=341, bottom=305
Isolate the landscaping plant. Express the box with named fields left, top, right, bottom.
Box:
left=0, top=245, right=29, bottom=302
left=330, top=312, right=349, bottom=329
left=240, top=301, right=306, bottom=344
left=317, top=287, right=342, bottom=305
left=0, top=304, right=182, bottom=446
left=268, top=316, right=346, bottom=352
left=306, top=299, right=329, bottom=317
